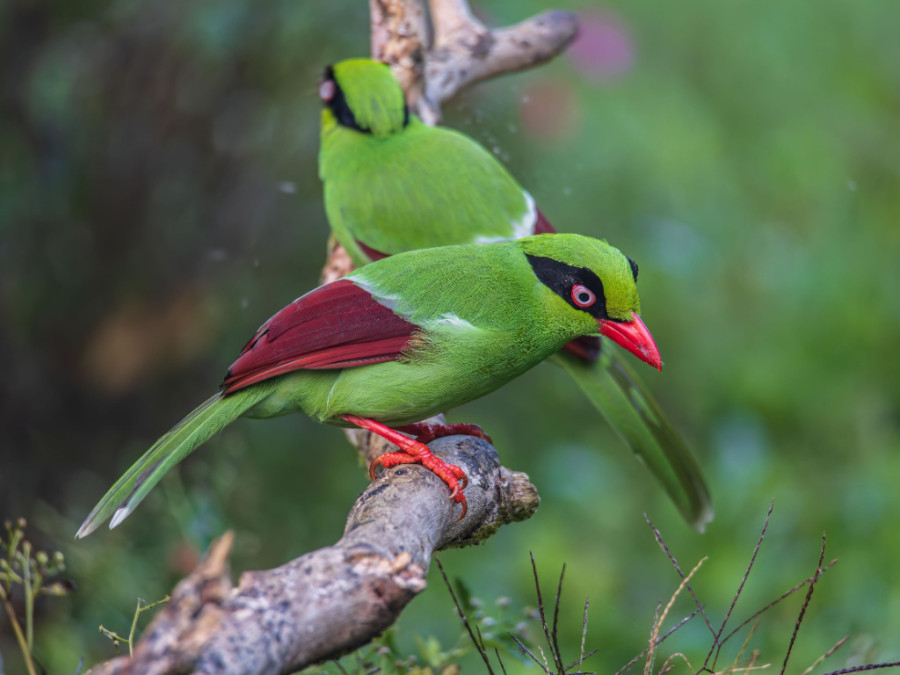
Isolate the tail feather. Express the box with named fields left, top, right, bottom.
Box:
left=552, top=345, right=714, bottom=532
left=76, top=389, right=266, bottom=538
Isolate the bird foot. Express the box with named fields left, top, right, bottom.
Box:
left=342, top=414, right=469, bottom=519
left=371, top=450, right=468, bottom=518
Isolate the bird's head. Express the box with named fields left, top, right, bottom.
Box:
left=319, top=59, right=409, bottom=137
left=519, top=234, right=662, bottom=370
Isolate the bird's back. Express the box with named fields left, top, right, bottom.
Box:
left=320, top=119, right=534, bottom=264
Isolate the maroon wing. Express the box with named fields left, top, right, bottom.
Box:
left=355, top=239, right=390, bottom=261
left=562, top=335, right=601, bottom=363
left=221, top=279, right=418, bottom=394
left=533, top=208, right=557, bottom=235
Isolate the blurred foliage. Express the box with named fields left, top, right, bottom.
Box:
left=97, top=594, right=169, bottom=657
left=309, top=572, right=542, bottom=675
left=1, top=0, right=899, bottom=672
left=1, top=518, right=73, bottom=674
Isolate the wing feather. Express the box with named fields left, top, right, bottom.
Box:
left=222, top=279, right=416, bottom=393
left=533, top=208, right=557, bottom=235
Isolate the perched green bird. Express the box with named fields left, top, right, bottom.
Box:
left=319, top=59, right=554, bottom=267
left=77, top=234, right=659, bottom=537
left=319, top=58, right=712, bottom=530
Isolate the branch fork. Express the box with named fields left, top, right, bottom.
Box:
left=371, top=0, right=578, bottom=124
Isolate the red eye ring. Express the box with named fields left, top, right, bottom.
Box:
left=571, top=284, right=596, bottom=308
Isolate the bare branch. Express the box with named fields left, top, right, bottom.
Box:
left=425, top=6, right=579, bottom=121
left=87, top=436, right=540, bottom=674
left=369, top=0, right=432, bottom=117
left=320, top=235, right=356, bottom=285
left=370, top=0, right=578, bottom=124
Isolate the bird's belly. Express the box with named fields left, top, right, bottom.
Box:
left=242, top=370, right=341, bottom=420
left=318, top=346, right=552, bottom=427
left=241, top=328, right=567, bottom=427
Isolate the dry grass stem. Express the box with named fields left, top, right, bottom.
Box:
left=645, top=557, right=706, bottom=675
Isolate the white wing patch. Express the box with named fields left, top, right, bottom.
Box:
left=350, top=275, right=480, bottom=333
left=474, top=191, right=536, bottom=244
left=325, top=373, right=342, bottom=409
left=421, top=313, right=481, bottom=332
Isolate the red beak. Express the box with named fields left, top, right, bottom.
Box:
left=599, top=314, right=662, bottom=371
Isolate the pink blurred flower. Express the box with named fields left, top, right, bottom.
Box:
left=519, top=79, right=583, bottom=142
left=568, top=9, right=635, bottom=81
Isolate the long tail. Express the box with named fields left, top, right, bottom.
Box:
left=76, top=388, right=268, bottom=538
left=552, top=345, right=714, bottom=532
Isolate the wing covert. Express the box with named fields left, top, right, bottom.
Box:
left=222, top=279, right=417, bottom=393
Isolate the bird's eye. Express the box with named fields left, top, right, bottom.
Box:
left=319, top=80, right=336, bottom=102
left=570, top=284, right=596, bottom=308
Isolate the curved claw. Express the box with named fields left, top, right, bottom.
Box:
left=368, top=455, right=382, bottom=480
left=444, top=479, right=468, bottom=520
left=368, top=450, right=469, bottom=519
left=347, top=415, right=470, bottom=520
left=454, top=492, right=467, bottom=520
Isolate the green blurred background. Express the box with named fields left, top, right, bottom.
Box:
left=2, top=0, right=899, bottom=672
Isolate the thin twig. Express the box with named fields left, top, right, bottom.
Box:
left=529, top=552, right=558, bottom=670
left=616, top=608, right=703, bottom=675
left=435, top=556, right=494, bottom=675
left=577, top=598, right=590, bottom=673
left=1, top=585, right=38, bottom=675
left=658, top=651, right=693, bottom=674
left=738, top=649, right=767, bottom=675
left=800, top=636, right=848, bottom=675
left=706, top=501, right=775, bottom=670
left=644, top=601, right=662, bottom=675
left=551, top=564, right=567, bottom=672
left=495, top=647, right=508, bottom=675
left=646, top=557, right=706, bottom=675
left=721, top=559, right=838, bottom=645
left=512, top=632, right=552, bottom=674
left=512, top=562, right=598, bottom=675
left=645, top=514, right=717, bottom=639
left=780, top=531, right=827, bottom=675
left=821, top=662, right=900, bottom=675
left=729, top=619, right=761, bottom=672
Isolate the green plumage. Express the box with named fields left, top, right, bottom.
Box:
left=552, top=350, right=711, bottom=528
left=321, top=59, right=535, bottom=267
left=318, top=58, right=712, bottom=530
left=79, top=386, right=273, bottom=535
left=78, top=235, right=640, bottom=537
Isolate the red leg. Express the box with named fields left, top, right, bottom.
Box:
left=342, top=415, right=468, bottom=518
left=393, top=421, right=493, bottom=445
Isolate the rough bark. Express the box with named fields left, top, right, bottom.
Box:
left=370, top=0, right=578, bottom=124
left=87, top=437, right=539, bottom=675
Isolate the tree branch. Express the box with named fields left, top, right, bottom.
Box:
left=371, top=0, right=578, bottom=124
left=87, top=437, right=539, bottom=675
